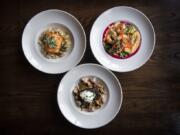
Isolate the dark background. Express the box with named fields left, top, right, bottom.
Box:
left=1, top=0, right=180, bottom=135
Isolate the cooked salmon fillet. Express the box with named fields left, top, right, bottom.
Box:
left=44, top=32, right=64, bottom=54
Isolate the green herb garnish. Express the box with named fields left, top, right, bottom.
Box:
left=42, top=36, right=56, bottom=48
left=60, top=44, right=67, bottom=51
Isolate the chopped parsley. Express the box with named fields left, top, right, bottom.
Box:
left=42, top=36, right=56, bottom=48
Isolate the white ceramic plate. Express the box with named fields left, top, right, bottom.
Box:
left=22, top=9, right=86, bottom=74
left=57, top=64, right=123, bottom=129
left=90, top=6, right=155, bottom=72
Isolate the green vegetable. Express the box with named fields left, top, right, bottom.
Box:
left=120, top=51, right=129, bottom=57
left=109, top=47, right=118, bottom=54
left=124, top=27, right=128, bottom=34
left=124, top=25, right=136, bottom=34
left=104, top=43, right=111, bottom=51
left=128, top=26, right=136, bottom=34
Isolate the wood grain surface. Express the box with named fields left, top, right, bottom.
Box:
left=0, top=0, right=180, bottom=134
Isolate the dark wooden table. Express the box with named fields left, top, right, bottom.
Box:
left=1, top=0, right=180, bottom=134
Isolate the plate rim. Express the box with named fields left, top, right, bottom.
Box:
left=90, top=6, right=156, bottom=72
left=56, top=63, right=123, bottom=129
left=22, top=9, right=87, bottom=74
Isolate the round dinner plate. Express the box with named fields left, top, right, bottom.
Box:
left=22, top=9, right=86, bottom=74
left=90, top=6, right=156, bottom=72
left=57, top=64, right=123, bottom=129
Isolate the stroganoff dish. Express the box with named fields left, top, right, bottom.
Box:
left=73, top=76, right=108, bottom=112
